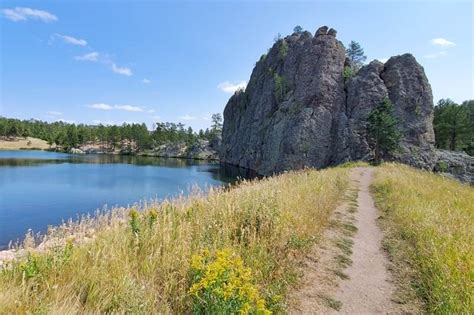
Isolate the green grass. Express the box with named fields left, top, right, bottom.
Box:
left=372, top=163, right=474, bottom=314
left=0, top=167, right=349, bottom=314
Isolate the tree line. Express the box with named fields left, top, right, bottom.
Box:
left=0, top=113, right=223, bottom=152
left=433, top=99, right=473, bottom=155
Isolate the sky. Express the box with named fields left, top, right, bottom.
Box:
left=1, top=1, right=473, bottom=131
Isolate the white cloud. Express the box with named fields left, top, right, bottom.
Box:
left=2, top=7, right=57, bottom=22
left=56, top=118, right=75, bottom=124
left=179, top=114, right=196, bottom=121
left=152, top=115, right=161, bottom=120
left=431, top=38, right=455, bottom=47
left=111, top=63, right=132, bottom=76
left=54, top=34, right=87, bottom=46
left=89, top=103, right=113, bottom=110
left=147, top=109, right=155, bottom=113
left=88, top=103, right=145, bottom=112
left=115, top=105, right=143, bottom=112
left=75, top=52, right=99, bottom=62
left=378, top=57, right=388, bottom=63
left=217, top=80, right=247, bottom=93
left=92, top=119, right=115, bottom=125
left=46, top=111, right=62, bottom=116
left=143, top=78, right=151, bottom=84
left=75, top=53, right=133, bottom=77
left=424, top=51, right=447, bottom=59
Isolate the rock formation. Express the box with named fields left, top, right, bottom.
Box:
left=221, top=26, right=439, bottom=176
left=434, top=150, right=473, bottom=184
left=148, top=139, right=219, bottom=160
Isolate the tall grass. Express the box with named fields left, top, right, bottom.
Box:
left=372, top=163, right=473, bottom=314
left=0, top=167, right=348, bottom=313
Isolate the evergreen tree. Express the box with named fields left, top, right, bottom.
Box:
left=367, top=98, right=401, bottom=164
left=433, top=99, right=472, bottom=152
left=293, top=25, right=303, bottom=34
left=346, top=41, right=367, bottom=70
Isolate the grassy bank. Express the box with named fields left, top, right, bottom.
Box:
left=372, top=164, right=473, bottom=314
left=0, top=167, right=348, bottom=313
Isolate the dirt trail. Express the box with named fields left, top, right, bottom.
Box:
left=330, top=167, right=398, bottom=314
left=291, top=167, right=401, bottom=314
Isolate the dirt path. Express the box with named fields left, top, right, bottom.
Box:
left=291, top=167, right=401, bottom=314
left=330, top=167, right=398, bottom=314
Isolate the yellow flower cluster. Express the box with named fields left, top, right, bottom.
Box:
left=189, top=248, right=271, bottom=314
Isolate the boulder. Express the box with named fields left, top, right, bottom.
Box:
left=315, top=26, right=328, bottom=36
left=69, top=148, right=84, bottom=154
left=434, top=150, right=473, bottom=184
left=327, top=28, right=337, bottom=37
left=187, top=139, right=219, bottom=160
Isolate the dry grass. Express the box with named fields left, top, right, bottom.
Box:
left=0, top=167, right=348, bottom=314
left=0, top=136, right=52, bottom=150
left=372, top=163, right=474, bottom=314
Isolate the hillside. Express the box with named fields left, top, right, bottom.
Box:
left=0, top=137, right=52, bottom=151
left=0, top=164, right=472, bottom=313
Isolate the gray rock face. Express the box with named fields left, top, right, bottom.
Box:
left=151, top=140, right=218, bottom=160
left=221, top=26, right=437, bottom=175
left=434, top=150, right=473, bottom=184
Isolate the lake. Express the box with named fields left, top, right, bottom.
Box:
left=0, top=150, right=253, bottom=249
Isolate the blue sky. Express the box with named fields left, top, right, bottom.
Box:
left=1, top=1, right=472, bottom=130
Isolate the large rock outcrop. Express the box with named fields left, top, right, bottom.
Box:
left=434, top=150, right=473, bottom=184
left=221, top=26, right=437, bottom=175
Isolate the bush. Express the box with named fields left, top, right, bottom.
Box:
left=274, top=73, right=289, bottom=103
left=343, top=66, right=353, bottom=81
left=278, top=41, right=288, bottom=61
left=189, top=249, right=271, bottom=314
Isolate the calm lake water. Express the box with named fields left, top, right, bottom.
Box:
left=0, top=150, right=252, bottom=249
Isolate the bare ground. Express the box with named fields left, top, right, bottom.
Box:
left=0, top=136, right=52, bottom=150
left=290, top=167, right=411, bottom=314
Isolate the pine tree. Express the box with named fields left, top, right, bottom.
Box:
left=367, top=98, right=401, bottom=164
left=346, top=41, right=367, bottom=70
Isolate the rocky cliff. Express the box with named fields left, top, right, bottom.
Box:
left=221, top=26, right=437, bottom=175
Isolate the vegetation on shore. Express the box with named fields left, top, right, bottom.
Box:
left=0, top=167, right=348, bottom=313
left=372, top=164, right=473, bottom=314
left=0, top=114, right=223, bottom=152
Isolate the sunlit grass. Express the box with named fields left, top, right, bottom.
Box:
left=0, top=167, right=348, bottom=313
left=372, top=163, right=474, bottom=314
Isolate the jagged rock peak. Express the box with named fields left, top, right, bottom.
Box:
left=315, top=25, right=329, bottom=36
left=220, top=27, right=437, bottom=176
left=315, top=25, right=337, bottom=37
left=327, top=28, right=337, bottom=37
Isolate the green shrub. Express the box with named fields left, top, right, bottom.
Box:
left=189, top=248, right=271, bottom=314
left=128, top=208, right=141, bottom=235
left=274, top=73, right=289, bottom=103
left=278, top=41, right=288, bottom=61
left=343, top=66, right=353, bottom=81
